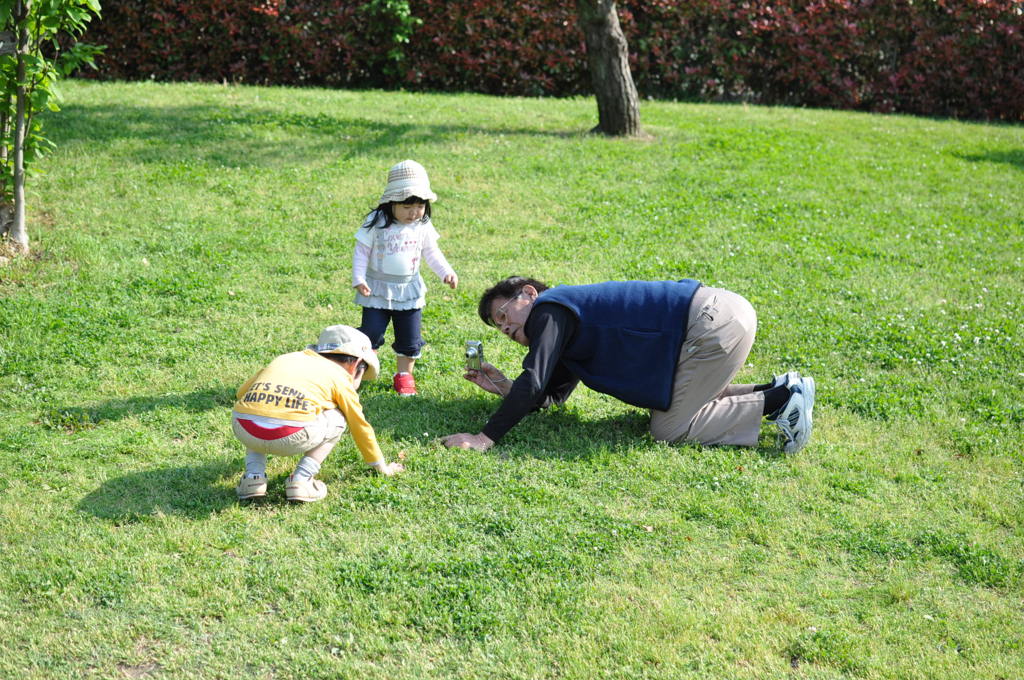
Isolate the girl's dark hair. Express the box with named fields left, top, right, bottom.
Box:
left=362, top=197, right=432, bottom=230
left=478, top=276, right=550, bottom=326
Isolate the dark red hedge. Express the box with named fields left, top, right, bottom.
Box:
left=80, top=0, right=1024, bottom=120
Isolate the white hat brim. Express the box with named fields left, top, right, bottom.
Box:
left=380, top=186, right=437, bottom=204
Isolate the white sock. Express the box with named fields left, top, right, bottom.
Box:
left=244, top=452, right=268, bottom=478
left=292, top=456, right=321, bottom=481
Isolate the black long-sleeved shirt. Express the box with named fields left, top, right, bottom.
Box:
left=481, top=304, right=582, bottom=442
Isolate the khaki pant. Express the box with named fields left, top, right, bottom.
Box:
left=232, top=409, right=347, bottom=463
left=649, top=287, right=763, bottom=446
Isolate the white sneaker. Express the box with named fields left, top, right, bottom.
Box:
left=776, top=377, right=814, bottom=453
left=772, top=370, right=801, bottom=389
left=285, top=476, right=327, bottom=503
left=236, top=474, right=267, bottom=500
left=799, top=376, right=815, bottom=419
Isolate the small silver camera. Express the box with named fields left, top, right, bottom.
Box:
left=465, top=340, right=483, bottom=371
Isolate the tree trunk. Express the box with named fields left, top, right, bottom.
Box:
left=0, top=110, right=9, bottom=243
left=576, top=0, right=641, bottom=137
left=9, top=0, right=30, bottom=253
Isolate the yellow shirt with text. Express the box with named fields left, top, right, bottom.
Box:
left=233, top=350, right=384, bottom=465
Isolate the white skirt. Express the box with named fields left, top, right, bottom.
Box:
left=355, top=269, right=426, bottom=310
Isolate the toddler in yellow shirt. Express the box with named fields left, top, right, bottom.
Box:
left=231, top=325, right=403, bottom=503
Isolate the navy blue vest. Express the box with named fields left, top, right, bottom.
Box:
left=536, top=279, right=701, bottom=410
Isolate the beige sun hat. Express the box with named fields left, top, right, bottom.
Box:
left=307, top=325, right=379, bottom=380
left=379, top=159, right=437, bottom=204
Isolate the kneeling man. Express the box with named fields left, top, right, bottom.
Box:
left=441, top=276, right=814, bottom=453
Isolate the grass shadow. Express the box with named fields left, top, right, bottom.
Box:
left=41, top=388, right=235, bottom=431
left=78, top=459, right=238, bottom=522
left=499, top=407, right=652, bottom=461
left=952, top=149, right=1024, bottom=171
left=50, top=102, right=582, bottom=169
left=360, top=389, right=651, bottom=461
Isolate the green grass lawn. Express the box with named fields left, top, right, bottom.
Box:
left=1, top=80, right=1022, bottom=679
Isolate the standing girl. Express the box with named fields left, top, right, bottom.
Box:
left=353, top=160, right=458, bottom=396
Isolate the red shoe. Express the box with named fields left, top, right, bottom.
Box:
left=393, top=372, right=416, bottom=396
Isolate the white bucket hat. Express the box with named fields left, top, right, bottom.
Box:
left=379, top=159, right=437, bottom=204
left=307, top=325, right=380, bottom=380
